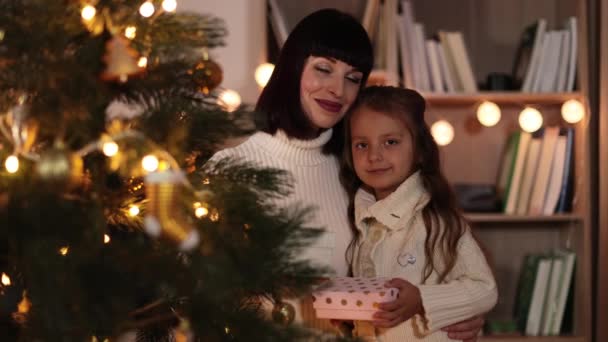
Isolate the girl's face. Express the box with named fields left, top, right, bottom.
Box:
left=350, top=107, right=416, bottom=200
left=300, top=56, right=363, bottom=131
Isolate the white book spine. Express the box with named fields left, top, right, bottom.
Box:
left=555, top=31, right=571, bottom=92
left=505, top=132, right=532, bottom=214
left=542, top=137, right=567, bottom=215
left=526, top=258, right=552, bottom=336
left=414, top=23, right=431, bottom=91
left=565, top=17, right=578, bottom=91
left=426, top=40, right=444, bottom=93
left=522, top=19, right=547, bottom=92
left=436, top=43, right=456, bottom=92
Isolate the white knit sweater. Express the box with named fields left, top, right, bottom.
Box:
left=352, top=171, right=498, bottom=341
left=210, top=129, right=352, bottom=331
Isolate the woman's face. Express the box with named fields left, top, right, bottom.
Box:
left=300, top=56, right=363, bottom=131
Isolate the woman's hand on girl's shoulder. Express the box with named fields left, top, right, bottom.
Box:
left=372, top=277, right=423, bottom=328
left=441, top=315, right=484, bottom=342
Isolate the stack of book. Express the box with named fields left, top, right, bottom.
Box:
left=497, top=126, right=574, bottom=215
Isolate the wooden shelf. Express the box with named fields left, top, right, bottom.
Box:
left=422, top=92, right=583, bottom=107
left=480, top=336, right=585, bottom=342
left=464, top=213, right=582, bottom=224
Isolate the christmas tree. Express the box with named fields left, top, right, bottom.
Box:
left=0, top=1, right=334, bottom=340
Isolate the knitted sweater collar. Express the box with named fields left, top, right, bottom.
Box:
left=251, top=129, right=334, bottom=165
left=354, top=171, right=430, bottom=231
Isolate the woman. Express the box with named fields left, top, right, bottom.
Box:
left=210, top=8, right=484, bottom=341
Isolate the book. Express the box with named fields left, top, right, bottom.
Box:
left=549, top=249, right=576, bottom=335
left=505, top=132, right=532, bottom=214
left=528, top=126, right=559, bottom=215
left=267, top=0, right=289, bottom=48
left=426, top=40, right=444, bottom=92
left=525, top=257, right=552, bottom=335
left=396, top=4, right=414, bottom=88
left=414, top=23, right=431, bottom=91
left=438, top=31, right=463, bottom=92
left=555, top=30, right=571, bottom=92
left=543, top=130, right=568, bottom=214
left=531, top=31, right=552, bottom=92
left=540, top=256, right=564, bottom=335
left=362, top=0, right=381, bottom=38
left=522, top=19, right=547, bottom=92
left=516, top=129, right=543, bottom=214
left=565, top=17, right=578, bottom=91
left=496, top=132, right=520, bottom=207
left=447, top=31, right=478, bottom=93
left=512, top=21, right=539, bottom=89
left=513, top=254, right=542, bottom=333
left=538, top=31, right=564, bottom=92
left=555, top=127, right=575, bottom=212
left=383, top=0, right=399, bottom=80
left=436, top=42, right=456, bottom=92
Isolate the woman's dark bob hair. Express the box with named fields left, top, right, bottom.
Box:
left=255, top=8, right=374, bottom=155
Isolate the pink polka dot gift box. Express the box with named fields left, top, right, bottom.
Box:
left=311, top=277, right=398, bottom=321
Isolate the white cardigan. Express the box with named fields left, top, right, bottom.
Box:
left=352, top=171, right=498, bottom=341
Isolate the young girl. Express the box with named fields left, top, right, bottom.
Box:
left=340, top=86, right=497, bottom=341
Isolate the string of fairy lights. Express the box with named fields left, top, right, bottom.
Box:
left=430, top=97, right=585, bottom=146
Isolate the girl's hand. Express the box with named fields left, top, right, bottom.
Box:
left=372, top=277, right=423, bottom=328
left=441, top=315, right=485, bottom=342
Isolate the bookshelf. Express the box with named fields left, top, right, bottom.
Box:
left=419, top=1, right=592, bottom=341
left=267, top=0, right=593, bottom=341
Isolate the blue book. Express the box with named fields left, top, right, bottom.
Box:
left=555, top=128, right=574, bottom=212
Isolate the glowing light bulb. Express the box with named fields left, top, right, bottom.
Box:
left=129, top=205, right=140, bottom=217
left=476, top=101, right=501, bottom=127
left=193, top=202, right=209, bottom=218
left=1, top=273, right=11, bottom=286
left=104, top=234, right=111, bottom=244
left=195, top=207, right=208, bottom=218
left=218, top=89, right=241, bottom=112
left=81, top=5, right=96, bottom=21
left=102, top=141, right=119, bottom=157
left=142, top=155, right=159, bottom=172
left=518, top=107, right=543, bottom=133
left=162, top=0, right=177, bottom=12
left=139, top=1, right=155, bottom=17
left=59, top=247, right=69, bottom=256
left=125, top=26, right=137, bottom=39
left=138, top=56, right=148, bottom=68
left=431, top=120, right=455, bottom=146
left=561, top=99, right=585, bottom=124
left=255, top=63, right=274, bottom=88
left=5, top=155, right=19, bottom=173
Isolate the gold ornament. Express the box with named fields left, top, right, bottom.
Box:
left=271, top=301, right=295, bottom=326
left=100, top=34, right=142, bottom=82
left=144, top=171, right=200, bottom=251
left=1, top=95, right=38, bottom=154
left=188, top=57, right=222, bottom=94
left=36, top=144, right=84, bottom=189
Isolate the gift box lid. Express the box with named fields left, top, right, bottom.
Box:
left=312, top=277, right=398, bottom=311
